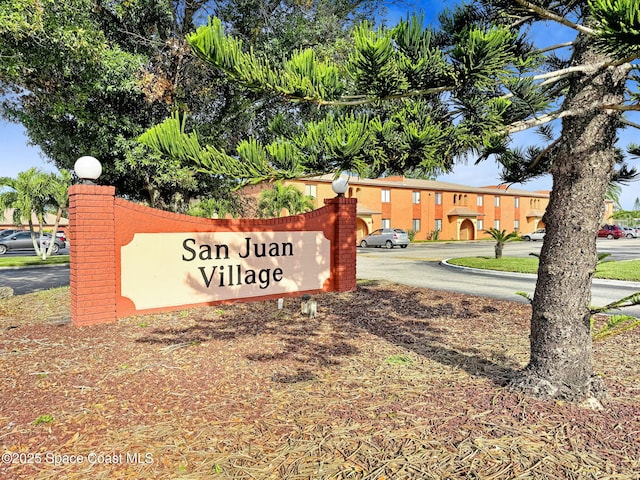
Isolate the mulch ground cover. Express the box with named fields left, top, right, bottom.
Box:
left=0, top=281, right=639, bottom=479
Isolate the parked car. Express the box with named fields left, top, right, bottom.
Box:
left=521, top=228, right=546, bottom=241
left=55, top=231, right=67, bottom=244
left=0, top=229, right=23, bottom=239
left=597, top=224, right=624, bottom=239
left=360, top=228, right=410, bottom=249
left=0, top=231, right=65, bottom=255
left=622, top=226, right=639, bottom=238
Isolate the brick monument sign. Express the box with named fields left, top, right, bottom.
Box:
left=68, top=184, right=357, bottom=327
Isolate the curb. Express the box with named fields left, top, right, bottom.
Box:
left=440, top=258, right=640, bottom=289
left=0, top=263, right=70, bottom=271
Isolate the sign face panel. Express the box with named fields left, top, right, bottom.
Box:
left=121, top=231, right=331, bottom=310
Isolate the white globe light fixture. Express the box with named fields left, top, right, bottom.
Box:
left=331, top=175, right=349, bottom=197
left=74, top=156, right=102, bottom=184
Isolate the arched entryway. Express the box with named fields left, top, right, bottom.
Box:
left=459, top=219, right=475, bottom=240
left=356, top=217, right=369, bottom=244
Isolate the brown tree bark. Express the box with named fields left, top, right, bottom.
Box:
left=510, top=32, right=629, bottom=405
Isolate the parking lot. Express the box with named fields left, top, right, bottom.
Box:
left=357, top=237, right=640, bottom=317
left=357, top=237, right=640, bottom=262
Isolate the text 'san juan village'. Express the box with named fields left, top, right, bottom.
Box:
left=182, top=237, right=294, bottom=289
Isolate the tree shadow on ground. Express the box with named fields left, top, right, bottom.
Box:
left=331, top=282, right=521, bottom=387
left=135, top=282, right=522, bottom=386
left=135, top=302, right=360, bottom=383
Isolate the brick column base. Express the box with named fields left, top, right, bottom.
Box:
left=325, top=196, right=357, bottom=292
left=68, top=185, right=117, bottom=326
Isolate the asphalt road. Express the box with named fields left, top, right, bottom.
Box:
left=356, top=238, right=640, bottom=318
left=0, top=247, right=70, bottom=295
left=0, top=264, right=70, bottom=295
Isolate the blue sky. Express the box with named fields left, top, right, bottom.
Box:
left=0, top=0, right=638, bottom=209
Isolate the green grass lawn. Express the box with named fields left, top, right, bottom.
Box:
left=447, top=256, right=640, bottom=282
left=0, top=255, right=70, bottom=268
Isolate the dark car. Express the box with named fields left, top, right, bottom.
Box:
left=0, top=229, right=23, bottom=239
left=597, top=224, right=624, bottom=239
left=0, top=231, right=65, bottom=255
left=360, top=228, right=410, bottom=249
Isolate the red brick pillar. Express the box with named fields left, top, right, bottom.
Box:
left=68, top=185, right=117, bottom=326
left=325, top=196, right=357, bottom=292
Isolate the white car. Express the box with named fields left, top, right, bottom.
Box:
left=522, top=228, right=546, bottom=241
left=360, top=228, right=410, bottom=249
left=622, top=227, right=639, bottom=238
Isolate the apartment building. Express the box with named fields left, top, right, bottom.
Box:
left=285, top=175, right=553, bottom=242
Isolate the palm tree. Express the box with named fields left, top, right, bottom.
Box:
left=605, top=182, right=622, bottom=210
left=0, top=168, right=70, bottom=259
left=187, top=197, right=240, bottom=219
left=256, top=182, right=314, bottom=218
left=485, top=227, right=520, bottom=259
left=44, top=171, right=71, bottom=257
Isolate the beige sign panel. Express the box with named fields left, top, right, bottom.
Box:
left=121, top=231, right=331, bottom=310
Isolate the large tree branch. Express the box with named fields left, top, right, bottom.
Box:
left=317, top=86, right=453, bottom=106
left=533, top=59, right=634, bottom=88
left=512, top=0, right=595, bottom=36
left=600, top=103, right=640, bottom=112
left=506, top=99, right=638, bottom=134
left=537, top=41, right=575, bottom=54
left=621, top=117, right=640, bottom=131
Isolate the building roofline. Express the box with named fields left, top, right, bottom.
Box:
left=305, top=174, right=550, bottom=198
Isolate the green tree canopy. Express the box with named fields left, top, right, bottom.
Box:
left=142, top=12, right=527, bottom=183
left=0, top=0, right=382, bottom=211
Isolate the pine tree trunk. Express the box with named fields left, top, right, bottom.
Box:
left=510, top=33, right=629, bottom=405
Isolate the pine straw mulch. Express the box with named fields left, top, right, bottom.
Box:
left=1, top=281, right=639, bottom=480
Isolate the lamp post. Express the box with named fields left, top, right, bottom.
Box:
left=74, top=156, right=102, bottom=184
left=331, top=175, right=349, bottom=197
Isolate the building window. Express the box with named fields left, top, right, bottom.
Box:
left=305, top=184, right=316, bottom=199
left=477, top=219, right=484, bottom=231
left=514, top=219, right=520, bottom=231
left=382, top=218, right=391, bottom=229
left=412, top=219, right=421, bottom=232
left=494, top=220, right=500, bottom=229
left=514, top=197, right=520, bottom=208
left=412, top=191, right=420, bottom=204
left=494, top=196, right=500, bottom=207
left=477, top=195, right=483, bottom=207
left=434, top=219, right=442, bottom=231
left=435, top=192, right=442, bottom=205
left=381, top=189, right=390, bottom=203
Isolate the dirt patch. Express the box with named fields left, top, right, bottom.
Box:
left=0, top=282, right=639, bottom=479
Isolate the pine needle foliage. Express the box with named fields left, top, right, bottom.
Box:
left=186, top=18, right=344, bottom=102
left=144, top=11, right=549, bottom=185
left=589, top=0, right=640, bottom=59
